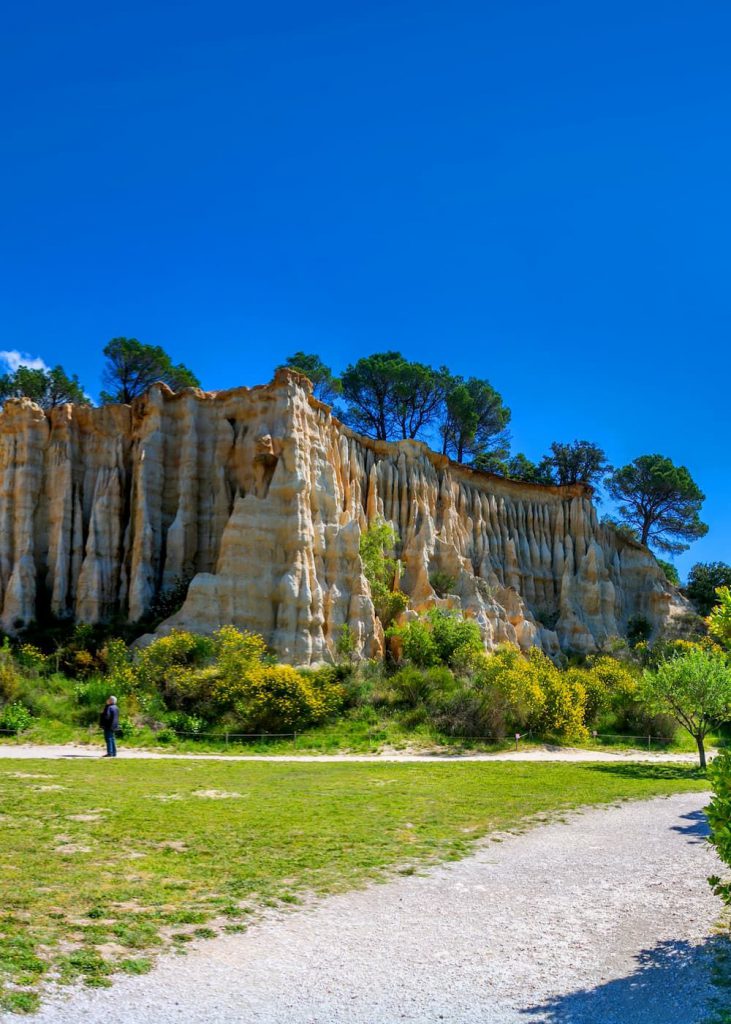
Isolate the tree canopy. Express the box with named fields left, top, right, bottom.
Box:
left=280, top=352, right=341, bottom=404
left=100, top=338, right=200, bottom=404
left=0, top=365, right=90, bottom=410
left=604, top=454, right=708, bottom=554
left=339, top=352, right=449, bottom=441
left=539, top=440, right=609, bottom=487
left=440, top=376, right=511, bottom=464
left=641, top=646, right=731, bottom=767
left=686, top=562, right=731, bottom=616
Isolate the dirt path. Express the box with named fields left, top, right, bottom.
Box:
left=17, top=792, right=723, bottom=1024
left=0, top=741, right=708, bottom=763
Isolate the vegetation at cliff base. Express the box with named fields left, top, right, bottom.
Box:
left=0, top=758, right=708, bottom=1012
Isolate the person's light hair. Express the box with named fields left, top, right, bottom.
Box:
left=108, top=696, right=117, bottom=704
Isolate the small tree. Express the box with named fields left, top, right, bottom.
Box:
left=687, top=563, right=731, bottom=616
left=359, top=517, right=408, bottom=626
left=604, top=454, right=708, bottom=554
left=641, top=647, right=731, bottom=767
left=280, top=352, right=341, bottom=404
left=100, top=337, right=200, bottom=404
left=440, top=376, right=511, bottom=464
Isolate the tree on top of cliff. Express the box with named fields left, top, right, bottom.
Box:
left=439, top=376, right=511, bottom=464
left=473, top=451, right=554, bottom=484
left=604, top=454, right=708, bottom=554
left=100, top=338, right=201, bottom=404
left=539, top=440, right=610, bottom=487
left=0, top=365, right=90, bottom=409
left=280, top=352, right=342, bottom=404
left=339, top=352, right=449, bottom=441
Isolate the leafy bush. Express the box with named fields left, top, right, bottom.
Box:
left=385, top=665, right=455, bottom=709
left=0, top=639, right=21, bottom=702
left=526, top=649, right=588, bottom=741
left=235, top=665, right=344, bottom=732
left=391, top=610, right=483, bottom=671
left=472, top=645, right=545, bottom=737
left=0, top=701, right=32, bottom=734
left=360, top=518, right=408, bottom=626
left=708, top=751, right=731, bottom=908
left=429, top=571, right=457, bottom=597
left=627, top=615, right=652, bottom=647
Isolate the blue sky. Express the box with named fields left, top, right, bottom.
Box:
left=1, top=1, right=729, bottom=579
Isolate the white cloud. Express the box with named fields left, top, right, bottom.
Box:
left=0, top=350, right=49, bottom=373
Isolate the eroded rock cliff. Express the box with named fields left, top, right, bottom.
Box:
left=0, top=370, right=689, bottom=662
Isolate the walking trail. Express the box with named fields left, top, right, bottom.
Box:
left=0, top=742, right=709, bottom=763
left=12, top=792, right=724, bottom=1024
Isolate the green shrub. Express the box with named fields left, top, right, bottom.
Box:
left=429, top=571, right=457, bottom=597
left=386, top=665, right=454, bottom=709
left=0, top=640, right=21, bottom=703
left=360, top=518, right=408, bottom=626
left=0, top=701, right=32, bottom=734
left=391, top=610, right=483, bottom=671
left=708, top=751, right=731, bottom=909
left=627, top=615, right=652, bottom=647
left=395, top=619, right=438, bottom=668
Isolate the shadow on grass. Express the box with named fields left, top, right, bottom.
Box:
left=584, top=763, right=706, bottom=782
left=521, top=937, right=726, bottom=1023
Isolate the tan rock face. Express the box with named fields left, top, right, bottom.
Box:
left=0, top=370, right=689, bottom=662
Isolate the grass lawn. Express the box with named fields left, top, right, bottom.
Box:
left=0, top=759, right=709, bottom=1013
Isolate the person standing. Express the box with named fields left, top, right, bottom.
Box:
left=100, top=696, right=119, bottom=758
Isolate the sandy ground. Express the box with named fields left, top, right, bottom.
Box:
left=0, top=742, right=709, bottom=763
left=12, top=792, right=725, bottom=1024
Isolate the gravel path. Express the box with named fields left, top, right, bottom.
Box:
left=18, top=792, right=724, bottom=1024
left=0, top=742, right=707, bottom=763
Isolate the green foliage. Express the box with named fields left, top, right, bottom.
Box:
left=708, top=751, right=731, bottom=908
left=0, top=364, right=89, bottom=410
left=641, top=646, right=731, bottom=766
left=334, top=624, right=357, bottom=663
left=0, top=640, right=21, bottom=703
left=474, top=451, right=554, bottom=484
left=339, top=351, right=440, bottom=440
left=687, top=563, right=731, bottom=616
left=708, top=587, right=731, bottom=650
left=281, top=352, right=341, bottom=404
left=656, top=558, right=680, bottom=587
left=100, top=337, right=200, bottom=404
left=440, top=376, right=510, bottom=465
left=429, top=571, right=457, bottom=597
left=0, top=701, right=32, bottom=733
left=539, top=440, right=609, bottom=487
left=604, top=454, right=708, bottom=554
left=391, top=610, right=483, bottom=671
left=359, top=517, right=408, bottom=626
left=627, top=615, right=652, bottom=647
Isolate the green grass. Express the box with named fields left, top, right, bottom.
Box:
left=0, top=758, right=709, bottom=1009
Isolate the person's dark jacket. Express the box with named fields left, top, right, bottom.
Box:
left=100, top=704, right=119, bottom=732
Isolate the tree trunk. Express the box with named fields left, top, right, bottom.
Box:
left=641, top=518, right=651, bottom=546
left=696, top=735, right=707, bottom=769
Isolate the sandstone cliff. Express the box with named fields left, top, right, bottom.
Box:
left=0, top=370, right=689, bottom=663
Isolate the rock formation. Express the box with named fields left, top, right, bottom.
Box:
left=0, top=370, right=690, bottom=663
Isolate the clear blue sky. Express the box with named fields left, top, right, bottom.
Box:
left=1, top=1, right=729, bottom=580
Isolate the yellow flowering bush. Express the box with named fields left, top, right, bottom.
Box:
left=234, top=664, right=345, bottom=732
left=526, top=649, right=588, bottom=741
left=473, top=645, right=545, bottom=731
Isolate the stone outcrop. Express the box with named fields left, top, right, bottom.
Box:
left=0, top=370, right=690, bottom=663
